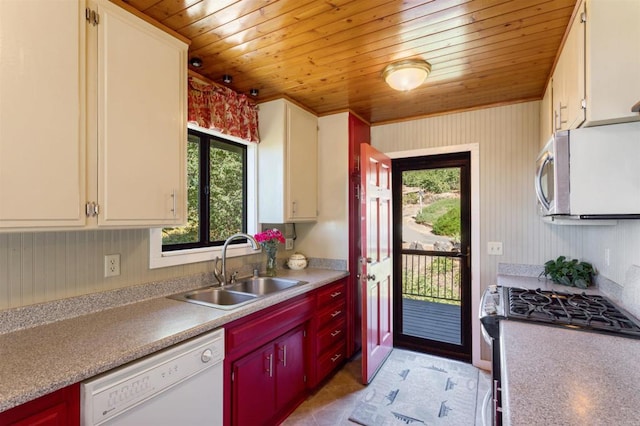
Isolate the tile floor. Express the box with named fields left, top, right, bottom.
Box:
left=282, top=352, right=490, bottom=426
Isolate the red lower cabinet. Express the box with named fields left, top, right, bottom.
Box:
left=0, top=384, right=79, bottom=426
left=232, top=325, right=307, bottom=426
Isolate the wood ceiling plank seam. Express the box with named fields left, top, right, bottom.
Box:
left=270, top=18, right=568, bottom=77
left=187, top=0, right=363, bottom=52
left=139, top=0, right=206, bottom=22
left=277, top=57, right=554, bottom=101
left=189, top=0, right=407, bottom=64
left=230, top=19, right=567, bottom=95
left=192, top=0, right=482, bottom=70
left=221, top=0, right=568, bottom=70
left=213, top=3, right=573, bottom=87
left=125, top=0, right=164, bottom=12
left=170, top=0, right=289, bottom=35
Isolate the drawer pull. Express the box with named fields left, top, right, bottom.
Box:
left=331, top=353, right=342, bottom=363
left=330, top=291, right=342, bottom=298
left=330, top=329, right=342, bottom=337
left=330, top=310, right=342, bottom=318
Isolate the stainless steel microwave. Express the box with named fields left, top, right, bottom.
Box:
left=535, top=122, right=640, bottom=219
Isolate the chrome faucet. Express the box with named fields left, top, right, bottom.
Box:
left=218, top=233, right=260, bottom=286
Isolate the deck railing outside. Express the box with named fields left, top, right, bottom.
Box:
left=401, top=249, right=462, bottom=305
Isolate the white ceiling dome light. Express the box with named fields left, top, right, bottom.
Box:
left=382, top=59, right=432, bottom=91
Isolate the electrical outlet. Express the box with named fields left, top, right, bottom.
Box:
left=104, top=254, right=121, bottom=277
left=285, top=238, right=294, bottom=250
left=487, top=242, right=503, bottom=256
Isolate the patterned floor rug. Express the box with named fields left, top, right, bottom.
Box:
left=349, top=349, right=483, bottom=425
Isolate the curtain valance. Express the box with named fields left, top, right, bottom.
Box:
left=187, top=77, right=259, bottom=143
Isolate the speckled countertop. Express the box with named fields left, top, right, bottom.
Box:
left=497, top=274, right=640, bottom=426
left=0, top=268, right=348, bottom=413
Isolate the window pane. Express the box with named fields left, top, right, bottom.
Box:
left=209, top=140, right=245, bottom=243
left=162, top=135, right=200, bottom=245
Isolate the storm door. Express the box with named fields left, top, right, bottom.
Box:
left=391, top=152, right=471, bottom=362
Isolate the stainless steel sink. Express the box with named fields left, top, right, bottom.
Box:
left=169, top=287, right=258, bottom=310
left=225, top=277, right=307, bottom=296
left=168, top=277, right=307, bottom=309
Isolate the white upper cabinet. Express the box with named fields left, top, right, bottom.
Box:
left=0, top=0, right=187, bottom=231
left=549, top=0, right=640, bottom=131
left=0, top=0, right=87, bottom=228
left=258, top=99, right=318, bottom=223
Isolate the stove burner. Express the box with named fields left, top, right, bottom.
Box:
left=507, top=288, right=640, bottom=338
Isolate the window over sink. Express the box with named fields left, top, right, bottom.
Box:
left=149, top=124, right=257, bottom=268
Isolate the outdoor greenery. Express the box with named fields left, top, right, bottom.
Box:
left=163, top=135, right=245, bottom=246
left=432, top=205, right=461, bottom=237
left=403, top=168, right=459, bottom=194
left=415, top=198, right=458, bottom=224
left=402, top=255, right=461, bottom=305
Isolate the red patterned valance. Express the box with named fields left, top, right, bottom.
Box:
left=187, top=77, right=260, bottom=143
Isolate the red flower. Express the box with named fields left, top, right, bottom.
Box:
left=254, top=228, right=285, bottom=244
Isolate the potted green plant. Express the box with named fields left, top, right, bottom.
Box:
left=539, top=256, right=596, bottom=289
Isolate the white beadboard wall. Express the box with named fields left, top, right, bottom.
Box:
left=371, top=101, right=640, bottom=317
left=0, top=229, right=213, bottom=310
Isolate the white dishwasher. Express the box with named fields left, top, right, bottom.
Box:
left=81, top=328, right=224, bottom=426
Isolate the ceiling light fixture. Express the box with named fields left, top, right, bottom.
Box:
left=222, top=74, right=233, bottom=84
left=189, top=57, right=203, bottom=68
left=249, top=88, right=259, bottom=97
left=382, top=59, right=432, bottom=91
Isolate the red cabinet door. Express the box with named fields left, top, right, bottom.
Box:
left=232, top=345, right=276, bottom=426
left=275, top=326, right=306, bottom=412
left=0, top=384, right=79, bottom=426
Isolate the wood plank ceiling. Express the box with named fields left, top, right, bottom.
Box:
left=124, top=0, right=578, bottom=124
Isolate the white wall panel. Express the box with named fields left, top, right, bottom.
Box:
left=372, top=101, right=640, bottom=318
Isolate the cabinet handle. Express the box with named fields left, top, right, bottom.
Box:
left=330, top=310, right=342, bottom=318
left=171, top=190, right=176, bottom=218
left=266, top=353, right=273, bottom=377
left=279, top=345, right=287, bottom=367
left=330, top=329, right=342, bottom=337
left=330, top=291, right=342, bottom=298
left=331, top=353, right=342, bottom=363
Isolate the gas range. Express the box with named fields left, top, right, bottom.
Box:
left=480, top=285, right=640, bottom=340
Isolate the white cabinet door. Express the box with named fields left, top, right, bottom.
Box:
left=585, top=0, right=640, bottom=125
left=258, top=99, right=318, bottom=223
left=286, top=103, right=318, bottom=221
left=552, top=0, right=585, bottom=132
left=95, top=0, right=187, bottom=227
left=0, top=0, right=86, bottom=229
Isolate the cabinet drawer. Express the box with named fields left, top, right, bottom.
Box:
left=316, top=342, right=346, bottom=382
left=316, top=280, right=346, bottom=308
left=227, top=295, right=313, bottom=354
left=316, top=300, right=346, bottom=330
left=316, top=317, right=346, bottom=355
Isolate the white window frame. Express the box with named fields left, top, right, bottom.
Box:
left=149, top=123, right=258, bottom=269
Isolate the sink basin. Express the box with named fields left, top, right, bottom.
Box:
left=169, top=287, right=258, bottom=310
left=226, top=277, right=307, bottom=295
left=168, top=277, right=307, bottom=309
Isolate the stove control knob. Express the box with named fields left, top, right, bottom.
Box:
left=485, top=304, right=497, bottom=315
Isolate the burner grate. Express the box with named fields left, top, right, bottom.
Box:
left=507, top=287, right=640, bottom=338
